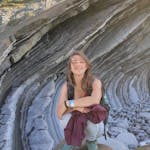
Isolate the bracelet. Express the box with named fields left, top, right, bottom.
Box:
left=69, top=99, right=75, bottom=108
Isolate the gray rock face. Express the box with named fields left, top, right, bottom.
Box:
left=116, top=132, right=138, bottom=147
left=97, top=137, right=129, bottom=150
left=0, top=0, right=58, bottom=25
left=0, top=0, right=150, bottom=150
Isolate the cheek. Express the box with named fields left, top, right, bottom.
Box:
left=70, top=64, right=88, bottom=72
left=83, top=65, right=88, bottom=70
left=70, top=65, right=74, bottom=71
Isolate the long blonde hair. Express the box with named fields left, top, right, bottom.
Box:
left=66, top=51, right=94, bottom=91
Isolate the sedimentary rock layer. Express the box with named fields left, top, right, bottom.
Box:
left=0, top=0, right=149, bottom=149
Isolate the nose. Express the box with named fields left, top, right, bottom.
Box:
left=76, top=61, right=81, bottom=64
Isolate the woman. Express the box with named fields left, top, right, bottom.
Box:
left=57, top=51, right=107, bottom=150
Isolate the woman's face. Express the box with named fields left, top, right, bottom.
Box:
left=70, top=55, right=88, bottom=76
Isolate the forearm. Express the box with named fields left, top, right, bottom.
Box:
left=65, top=108, right=74, bottom=113
left=57, top=103, right=83, bottom=118
left=66, top=96, right=101, bottom=108
left=74, top=96, right=100, bottom=107
left=57, top=103, right=89, bottom=119
left=57, top=101, right=67, bottom=119
left=65, top=107, right=84, bottom=112
left=65, top=107, right=91, bottom=114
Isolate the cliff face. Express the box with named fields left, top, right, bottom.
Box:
left=0, top=0, right=150, bottom=150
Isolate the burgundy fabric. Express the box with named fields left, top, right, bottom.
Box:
left=64, top=104, right=107, bottom=146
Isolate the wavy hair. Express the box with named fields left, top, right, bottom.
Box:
left=66, top=51, right=94, bottom=91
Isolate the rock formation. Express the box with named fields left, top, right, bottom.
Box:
left=0, top=0, right=150, bottom=150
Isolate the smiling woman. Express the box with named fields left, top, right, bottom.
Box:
left=70, top=55, right=87, bottom=74
left=67, top=51, right=92, bottom=91
left=70, top=58, right=87, bottom=76
left=57, top=51, right=107, bottom=150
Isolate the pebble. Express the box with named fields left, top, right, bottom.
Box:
left=107, top=100, right=150, bottom=150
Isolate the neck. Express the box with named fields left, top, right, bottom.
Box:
left=74, top=74, right=84, bottom=87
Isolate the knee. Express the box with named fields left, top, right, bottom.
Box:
left=86, top=121, right=98, bottom=134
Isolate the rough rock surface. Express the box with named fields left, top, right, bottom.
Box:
left=0, top=0, right=58, bottom=25
left=0, top=0, right=150, bottom=150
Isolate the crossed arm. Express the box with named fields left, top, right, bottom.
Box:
left=56, top=79, right=102, bottom=119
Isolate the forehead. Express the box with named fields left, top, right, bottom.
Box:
left=71, top=55, right=84, bottom=60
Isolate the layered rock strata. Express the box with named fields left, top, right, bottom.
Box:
left=0, top=0, right=150, bottom=149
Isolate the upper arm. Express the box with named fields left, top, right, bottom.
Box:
left=56, top=82, right=68, bottom=118
left=91, top=78, right=102, bottom=102
left=58, top=82, right=68, bottom=104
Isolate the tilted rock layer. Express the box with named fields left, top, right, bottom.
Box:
left=0, top=0, right=150, bottom=150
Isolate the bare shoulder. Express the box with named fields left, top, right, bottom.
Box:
left=59, top=82, right=68, bottom=100
left=92, top=78, right=102, bottom=89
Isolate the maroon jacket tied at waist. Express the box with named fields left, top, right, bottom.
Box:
left=64, top=104, right=107, bottom=146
